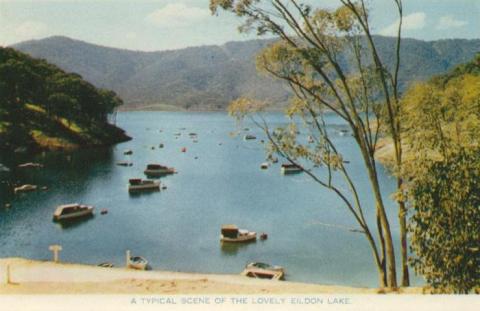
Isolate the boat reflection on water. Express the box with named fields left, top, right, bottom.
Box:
left=220, top=240, right=257, bottom=256
left=128, top=189, right=160, bottom=198
left=55, top=214, right=95, bottom=230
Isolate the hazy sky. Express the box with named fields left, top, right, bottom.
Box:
left=0, top=0, right=479, bottom=51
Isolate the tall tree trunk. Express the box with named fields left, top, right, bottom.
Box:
left=377, top=211, right=387, bottom=286
left=373, top=188, right=398, bottom=288
left=357, top=139, right=398, bottom=288
left=398, top=198, right=410, bottom=286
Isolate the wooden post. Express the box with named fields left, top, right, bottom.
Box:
left=126, top=250, right=131, bottom=268
left=49, top=244, right=63, bottom=263
left=6, top=264, right=11, bottom=284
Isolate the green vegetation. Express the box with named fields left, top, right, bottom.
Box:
left=408, top=150, right=480, bottom=293
left=399, top=54, right=480, bottom=293
left=0, top=47, right=130, bottom=151
left=14, top=35, right=480, bottom=111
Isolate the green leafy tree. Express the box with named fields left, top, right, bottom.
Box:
left=211, top=0, right=408, bottom=288
left=400, top=63, right=480, bottom=293
left=407, top=149, right=480, bottom=293
left=0, top=47, right=125, bottom=150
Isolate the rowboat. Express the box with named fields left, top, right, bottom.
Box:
left=241, top=262, right=285, bottom=280
left=128, top=256, right=148, bottom=270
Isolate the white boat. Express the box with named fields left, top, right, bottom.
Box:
left=14, top=184, right=38, bottom=194
left=220, top=224, right=257, bottom=243
left=241, top=262, right=285, bottom=280
left=143, top=164, right=175, bottom=177
left=53, top=203, right=94, bottom=221
left=280, top=163, right=303, bottom=174
left=0, top=163, right=10, bottom=172
left=260, top=162, right=269, bottom=169
left=17, top=162, right=43, bottom=169
left=128, top=178, right=160, bottom=193
left=128, top=256, right=148, bottom=270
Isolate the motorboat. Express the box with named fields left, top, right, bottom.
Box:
left=128, top=178, right=160, bottom=192
left=53, top=203, right=94, bottom=221
left=241, top=262, right=285, bottom=280
left=280, top=163, right=303, bottom=174
left=14, top=184, right=38, bottom=194
left=128, top=256, right=148, bottom=270
left=116, top=161, right=133, bottom=166
left=244, top=134, right=257, bottom=140
left=17, top=162, right=43, bottom=169
left=260, top=162, right=269, bottom=169
left=220, top=224, right=256, bottom=243
left=143, top=164, right=175, bottom=177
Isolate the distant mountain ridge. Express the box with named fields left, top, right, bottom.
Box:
left=13, top=36, right=480, bottom=111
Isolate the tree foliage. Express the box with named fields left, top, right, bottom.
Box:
left=408, top=149, right=480, bottom=293
left=401, top=54, right=480, bottom=293
left=0, top=47, right=124, bottom=150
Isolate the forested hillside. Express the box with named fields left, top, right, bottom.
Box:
left=13, top=36, right=480, bottom=111
left=0, top=47, right=130, bottom=152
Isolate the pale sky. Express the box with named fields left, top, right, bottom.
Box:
left=0, top=0, right=479, bottom=51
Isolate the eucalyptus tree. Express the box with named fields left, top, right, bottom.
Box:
left=210, top=0, right=408, bottom=288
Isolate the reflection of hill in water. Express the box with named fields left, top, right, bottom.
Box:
left=0, top=148, right=114, bottom=208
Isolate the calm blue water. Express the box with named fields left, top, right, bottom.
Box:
left=0, top=112, right=420, bottom=287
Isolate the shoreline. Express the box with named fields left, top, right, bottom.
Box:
left=0, top=258, right=424, bottom=294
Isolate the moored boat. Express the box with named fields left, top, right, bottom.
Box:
left=14, top=184, right=38, bottom=194
left=280, top=163, right=303, bottom=174
left=244, top=134, right=257, bottom=140
left=241, top=262, right=285, bottom=280
left=220, top=224, right=256, bottom=243
left=116, top=161, right=133, bottom=166
left=17, top=162, right=43, bottom=169
left=53, top=203, right=94, bottom=221
left=128, top=178, right=160, bottom=192
left=128, top=256, right=148, bottom=270
left=143, top=164, right=175, bottom=177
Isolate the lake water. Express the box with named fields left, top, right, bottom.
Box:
left=0, top=112, right=421, bottom=287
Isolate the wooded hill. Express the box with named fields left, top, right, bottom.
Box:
left=13, top=36, right=480, bottom=111
left=0, top=47, right=130, bottom=152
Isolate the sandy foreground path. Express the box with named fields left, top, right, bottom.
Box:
left=0, top=258, right=423, bottom=294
